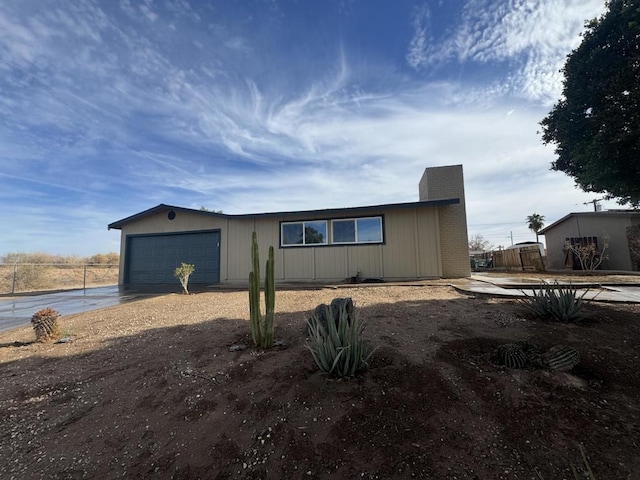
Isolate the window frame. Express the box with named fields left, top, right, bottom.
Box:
left=279, top=215, right=385, bottom=248
left=331, top=216, right=384, bottom=245
left=280, top=220, right=329, bottom=247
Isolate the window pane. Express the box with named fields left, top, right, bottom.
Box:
left=357, top=218, right=382, bottom=242
left=282, top=223, right=303, bottom=245
left=333, top=220, right=356, bottom=243
left=304, top=221, right=327, bottom=244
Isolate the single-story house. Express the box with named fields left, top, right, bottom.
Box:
left=108, top=165, right=471, bottom=289
left=539, top=210, right=640, bottom=271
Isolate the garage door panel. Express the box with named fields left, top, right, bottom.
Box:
left=126, top=231, right=220, bottom=285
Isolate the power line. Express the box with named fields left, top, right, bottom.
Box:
left=468, top=221, right=526, bottom=227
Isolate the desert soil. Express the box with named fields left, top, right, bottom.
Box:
left=1, top=283, right=639, bottom=479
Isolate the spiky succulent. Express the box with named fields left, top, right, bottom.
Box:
left=520, top=281, right=589, bottom=322
left=541, top=345, right=580, bottom=371
left=493, top=343, right=528, bottom=369
left=31, top=307, right=61, bottom=343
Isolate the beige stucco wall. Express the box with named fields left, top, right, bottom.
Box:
left=543, top=213, right=640, bottom=271
left=116, top=206, right=443, bottom=284
left=418, top=164, right=470, bottom=278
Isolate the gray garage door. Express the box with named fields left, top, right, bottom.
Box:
left=125, top=230, right=220, bottom=285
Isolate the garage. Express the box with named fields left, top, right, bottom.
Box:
left=124, top=230, right=220, bottom=286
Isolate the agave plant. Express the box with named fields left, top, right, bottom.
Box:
left=521, top=281, right=589, bottom=322
left=306, top=301, right=376, bottom=378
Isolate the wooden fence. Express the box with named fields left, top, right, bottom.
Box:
left=492, top=245, right=545, bottom=271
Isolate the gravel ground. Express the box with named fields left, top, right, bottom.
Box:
left=1, top=283, right=640, bottom=479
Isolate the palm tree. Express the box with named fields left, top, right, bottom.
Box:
left=526, top=213, right=545, bottom=243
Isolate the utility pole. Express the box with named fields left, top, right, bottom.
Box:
left=584, top=198, right=603, bottom=212
left=509, top=231, right=514, bottom=246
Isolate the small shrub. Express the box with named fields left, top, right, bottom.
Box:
left=31, top=307, right=61, bottom=343
left=306, top=301, right=376, bottom=378
left=520, top=281, right=589, bottom=322
left=174, top=263, right=195, bottom=294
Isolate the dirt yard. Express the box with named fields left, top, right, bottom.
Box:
left=1, top=284, right=639, bottom=479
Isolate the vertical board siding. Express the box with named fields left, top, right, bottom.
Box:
left=382, top=209, right=418, bottom=278
left=417, top=209, right=441, bottom=277
left=226, top=220, right=255, bottom=281
left=118, top=205, right=446, bottom=284
left=347, top=245, right=383, bottom=279
left=283, top=247, right=315, bottom=280
left=314, top=246, right=348, bottom=280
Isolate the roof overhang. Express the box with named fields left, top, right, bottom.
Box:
left=539, top=210, right=640, bottom=234
left=108, top=198, right=460, bottom=230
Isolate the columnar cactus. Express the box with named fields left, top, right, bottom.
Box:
left=248, top=231, right=275, bottom=348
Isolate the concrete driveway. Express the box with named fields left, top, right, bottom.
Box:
left=453, top=274, right=640, bottom=303
left=0, top=286, right=155, bottom=333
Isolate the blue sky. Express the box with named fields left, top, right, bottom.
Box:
left=1, top=0, right=610, bottom=256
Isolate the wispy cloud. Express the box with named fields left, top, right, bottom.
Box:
left=0, top=0, right=617, bottom=255
left=407, top=0, right=606, bottom=103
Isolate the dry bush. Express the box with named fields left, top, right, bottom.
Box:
left=87, top=252, right=119, bottom=264
left=0, top=251, right=119, bottom=293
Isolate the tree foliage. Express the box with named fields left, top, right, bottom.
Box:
left=540, top=0, right=640, bottom=206
left=174, top=263, right=195, bottom=294
left=468, top=234, right=494, bottom=252
left=526, top=213, right=545, bottom=242
left=199, top=206, right=224, bottom=213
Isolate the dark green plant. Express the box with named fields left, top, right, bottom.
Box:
left=493, top=341, right=579, bottom=372
left=521, top=281, right=589, bottom=322
left=540, top=0, right=640, bottom=206
left=174, top=263, right=195, bottom=294
left=31, top=307, right=61, bottom=343
left=493, top=343, right=528, bottom=369
left=570, top=444, right=597, bottom=479
left=306, top=301, right=376, bottom=378
left=526, top=213, right=545, bottom=243
left=536, top=444, right=597, bottom=480
left=248, top=232, right=275, bottom=348
left=541, top=345, right=580, bottom=372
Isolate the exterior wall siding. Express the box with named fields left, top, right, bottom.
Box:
left=117, top=206, right=444, bottom=284
left=543, top=213, right=638, bottom=271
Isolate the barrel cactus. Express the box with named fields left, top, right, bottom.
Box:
left=541, top=345, right=580, bottom=371
left=31, top=307, right=61, bottom=343
left=493, top=343, right=528, bottom=369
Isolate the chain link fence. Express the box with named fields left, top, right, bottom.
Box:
left=0, top=263, right=119, bottom=295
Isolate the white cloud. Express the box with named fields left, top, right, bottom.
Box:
left=407, top=0, right=606, bottom=103
left=0, top=0, right=622, bottom=256
left=406, top=4, right=431, bottom=70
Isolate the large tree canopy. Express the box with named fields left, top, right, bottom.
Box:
left=540, top=0, right=640, bottom=206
